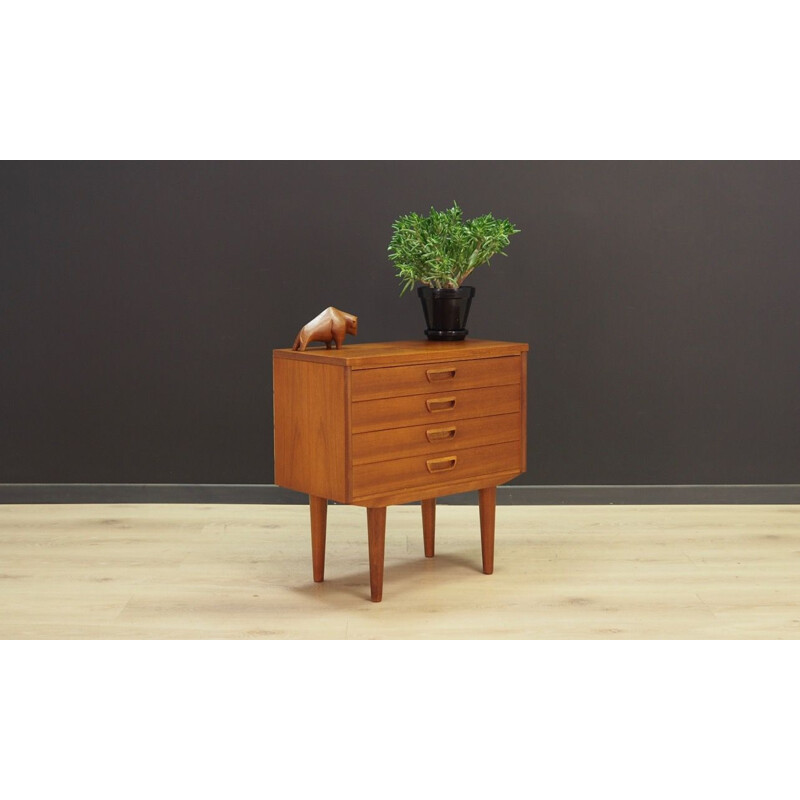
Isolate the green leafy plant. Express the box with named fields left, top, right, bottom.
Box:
left=388, top=202, right=519, bottom=295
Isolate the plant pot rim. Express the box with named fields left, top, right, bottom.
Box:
left=417, top=285, right=475, bottom=296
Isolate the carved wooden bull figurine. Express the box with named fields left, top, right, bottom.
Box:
left=292, top=307, right=358, bottom=351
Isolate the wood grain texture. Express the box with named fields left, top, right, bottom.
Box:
left=422, top=498, right=435, bottom=558
left=352, top=413, right=520, bottom=465
left=351, top=356, right=521, bottom=401
left=479, top=486, right=497, bottom=574
left=349, top=470, right=521, bottom=508
left=1, top=503, right=798, bottom=639
left=520, top=352, right=527, bottom=473
left=275, top=340, right=526, bottom=599
left=273, top=358, right=348, bottom=503
left=310, top=495, right=327, bottom=582
left=344, top=366, right=353, bottom=500
left=274, top=340, right=528, bottom=368
left=292, top=307, right=358, bottom=352
left=352, top=384, right=521, bottom=433
left=366, top=507, right=387, bottom=602
left=352, top=441, right=520, bottom=500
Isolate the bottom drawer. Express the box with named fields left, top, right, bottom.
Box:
left=352, top=440, right=521, bottom=500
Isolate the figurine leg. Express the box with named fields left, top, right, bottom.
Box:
left=309, top=495, right=327, bottom=582
left=293, top=333, right=307, bottom=352
left=421, top=498, right=435, bottom=557
left=479, top=486, right=496, bottom=574
left=325, top=340, right=332, bottom=349
left=367, top=506, right=387, bottom=602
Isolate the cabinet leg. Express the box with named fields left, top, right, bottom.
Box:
left=366, top=506, right=387, bottom=602
left=309, top=495, right=327, bottom=582
left=421, top=498, right=436, bottom=558
left=479, top=486, right=496, bottom=575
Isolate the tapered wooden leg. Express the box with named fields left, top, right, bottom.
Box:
left=421, top=498, right=436, bottom=557
left=366, top=506, right=387, bottom=602
left=309, top=495, right=327, bottom=582
left=479, top=486, right=496, bottom=575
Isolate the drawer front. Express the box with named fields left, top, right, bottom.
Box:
left=352, top=440, right=521, bottom=499
left=351, top=383, right=521, bottom=433
left=351, top=355, right=521, bottom=401
left=352, top=412, right=521, bottom=465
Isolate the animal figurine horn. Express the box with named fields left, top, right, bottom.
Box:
left=292, top=307, right=358, bottom=352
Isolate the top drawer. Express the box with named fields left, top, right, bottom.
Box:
left=351, top=355, right=521, bottom=401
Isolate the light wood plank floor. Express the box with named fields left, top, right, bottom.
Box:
left=1, top=503, right=798, bottom=639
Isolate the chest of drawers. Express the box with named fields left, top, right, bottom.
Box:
left=273, top=339, right=528, bottom=601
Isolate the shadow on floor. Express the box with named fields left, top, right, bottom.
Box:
left=289, top=551, right=485, bottom=603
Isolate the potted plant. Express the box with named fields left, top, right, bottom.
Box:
left=387, top=202, right=519, bottom=341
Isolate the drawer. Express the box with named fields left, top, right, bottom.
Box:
left=350, top=356, right=520, bottom=401
left=352, top=412, right=521, bottom=465
left=352, top=440, right=521, bottom=499
left=351, top=383, right=521, bottom=433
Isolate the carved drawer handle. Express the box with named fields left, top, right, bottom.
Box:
left=426, top=456, right=458, bottom=473
left=426, top=426, right=457, bottom=442
left=426, top=396, right=456, bottom=412
left=426, top=367, right=457, bottom=382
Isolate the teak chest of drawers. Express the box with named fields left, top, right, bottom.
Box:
left=273, top=339, right=528, bottom=601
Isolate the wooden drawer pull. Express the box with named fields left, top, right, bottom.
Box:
left=426, top=426, right=457, bottom=442
left=426, top=455, right=458, bottom=473
left=426, top=367, right=457, bottom=382
left=426, top=396, right=456, bottom=413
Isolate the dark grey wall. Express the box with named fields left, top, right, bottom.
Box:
left=1, top=161, right=799, bottom=486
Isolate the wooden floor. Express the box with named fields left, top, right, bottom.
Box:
left=1, top=503, right=798, bottom=639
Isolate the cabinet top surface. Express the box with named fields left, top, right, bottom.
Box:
left=273, top=339, right=529, bottom=368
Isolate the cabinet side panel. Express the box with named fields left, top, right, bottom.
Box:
left=520, top=352, right=528, bottom=473
left=273, top=358, right=347, bottom=502
left=344, top=366, right=353, bottom=502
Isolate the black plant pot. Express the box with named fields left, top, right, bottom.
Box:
left=418, top=286, right=475, bottom=341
